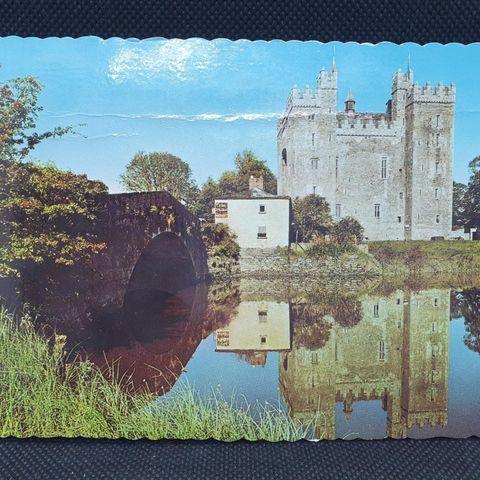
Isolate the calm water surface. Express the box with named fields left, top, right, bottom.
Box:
left=84, top=279, right=480, bottom=440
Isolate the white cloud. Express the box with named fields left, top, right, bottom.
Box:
left=45, top=112, right=281, bottom=122
left=108, top=39, right=219, bottom=82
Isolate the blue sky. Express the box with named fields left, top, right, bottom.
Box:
left=0, top=37, right=479, bottom=192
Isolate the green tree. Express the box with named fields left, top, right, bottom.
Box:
left=232, top=149, right=277, bottom=194
left=292, top=195, right=332, bottom=242
left=192, top=176, right=219, bottom=222
left=200, top=223, right=240, bottom=261
left=465, top=156, right=480, bottom=229
left=0, top=76, right=72, bottom=162
left=194, top=149, right=277, bottom=221
left=0, top=160, right=108, bottom=277
left=331, top=216, right=364, bottom=245
left=121, top=152, right=198, bottom=206
left=452, top=181, right=468, bottom=229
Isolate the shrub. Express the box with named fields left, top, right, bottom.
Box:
left=331, top=217, right=364, bottom=245
left=201, top=223, right=240, bottom=261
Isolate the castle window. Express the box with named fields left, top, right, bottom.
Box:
left=311, top=158, right=319, bottom=169
left=379, top=340, right=385, bottom=361
left=397, top=298, right=401, bottom=305
left=335, top=204, right=342, bottom=218
left=258, top=310, right=268, bottom=322
left=329, top=133, right=332, bottom=142
left=311, top=352, right=318, bottom=364
left=435, top=188, right=439, bottom=199
left=259, top=204, right=266, bottom=214
left=313, top=186, right=317, bottom=195
left=374, top=204, right=381, bottom=218
left=374, top=303, right=379, bottom=318
left=432, top=322, right=437, bottom=333
left=381, top=158, right=387, bottom=178
left=436, top=134, right=440, bottom=146
left=257, top=226, right=267, bottom=239
left=335, top=157, right=339, bottom=178
left=311, top=133, right=315, bottom=146
left=435, top=214, right=440, bottom=224
left=436, top=114, right=440, bottom=128
left=435, top=160, right=440, bottom=173
left=434, top=298, right=438, bottom=307
left=399, top=192, right=404, bottom=200
left=282, top=148, right=287, bottom=166
left=260, top=335, right=267, bottom=345
left=397, top=216, right=402, bottom=223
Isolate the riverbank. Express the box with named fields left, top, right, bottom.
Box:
left=0, top=308, right=309, bottom=441
left=212, top=241, right=480, bottom=280
left=369, top=240, right=480, bottom=276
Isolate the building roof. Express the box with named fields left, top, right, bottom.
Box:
left=216, top=186, right=290, bottom=201
left=215, top=194, right=291, bottom=201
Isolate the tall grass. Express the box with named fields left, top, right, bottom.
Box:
left=0, top=308, right=311, bottom=441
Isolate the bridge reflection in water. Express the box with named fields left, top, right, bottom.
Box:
left=84, top=278, right=480, bottom=440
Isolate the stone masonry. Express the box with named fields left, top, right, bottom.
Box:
left=277, top=62, right=456, bottom=240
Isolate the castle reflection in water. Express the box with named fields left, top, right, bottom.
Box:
left=214, top=284, right=450, bottom=440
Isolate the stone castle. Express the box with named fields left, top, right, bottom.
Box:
left=277, top=62, right=456, bottom=240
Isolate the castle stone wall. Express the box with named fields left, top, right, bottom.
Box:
left=278, top=66, right=455, bottom=241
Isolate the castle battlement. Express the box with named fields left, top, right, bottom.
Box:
left=336, top=113, right=395, bottom=131
left=408, top=82, right=456, bottom=103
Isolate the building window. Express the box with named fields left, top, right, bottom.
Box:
left=432, top=322, right=437, bottom=333
left=311, top=352, right=318, bottom=364
left=436, top=114, right=440, bottom=128
left=335, top=156, right=339, bottom=178
left=435, top=160, right=440, bottom=173
left=435, top=188, right=439, bottom=199
left=374, top=204, right=380, bottom=218
left=434, top=298, right=438, bottom=307
left=215, top=202, right=228, bottom=218
left=282, top=148, right=287, bottom=166
left=397, top=298, right=401, bottom=305
left=335, top=204, right=342, bottom=218
left=435, top=214, right=440, bottom=224
left=379, top=340, right=385, bottom=361
left=258, top=310, right=268, bottom=322
left=374, top=303, right=379, bottom=318
left=311, top=133, right=315, bottom=146
left=381, top=158, right=387, bottom=179
left=260, top=335, right=267, bottom=345
left=259, top=204, right=266, bottom=214
left=397, top=216, right=402, bottom=223
left=436, top=133, right=440, bottom=146
left=311, top=158, right=319, bottom=169
left=399, top=192, right=403, bottom=200
left=313, top=185, right=316, bottom=195
left=257, top=226, right=267, bottom=239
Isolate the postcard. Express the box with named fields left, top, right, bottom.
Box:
left=0, top=37, right=479, bottom=441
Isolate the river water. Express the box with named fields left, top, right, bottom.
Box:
left=78, top=276, right=480, bottom=440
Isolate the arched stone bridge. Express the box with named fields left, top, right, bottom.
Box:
left=34, top=191, right=209, bottom=333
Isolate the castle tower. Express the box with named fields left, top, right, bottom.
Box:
left=277, top=64, right=338, bottom=198
left=391, top=68, right=413, bottom=121
left=344, top=89, right=356, bottom=113
left=401, top=290, right=450, bottom=431
left=404, top=81, right=456, bottom=240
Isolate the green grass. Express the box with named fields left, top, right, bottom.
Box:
left=368, top=240, right=480, bottom=259
left=0, top=308, right=312, bottom=441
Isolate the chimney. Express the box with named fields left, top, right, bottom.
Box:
left=249, top=175, right=264, bottom=192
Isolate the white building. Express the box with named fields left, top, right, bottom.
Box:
left=214, top=176, right=291, bottom=249
left=215, top=300, right=291, bottom=353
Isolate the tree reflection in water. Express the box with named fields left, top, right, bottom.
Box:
left=452, top=288, right=480, bottom=354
